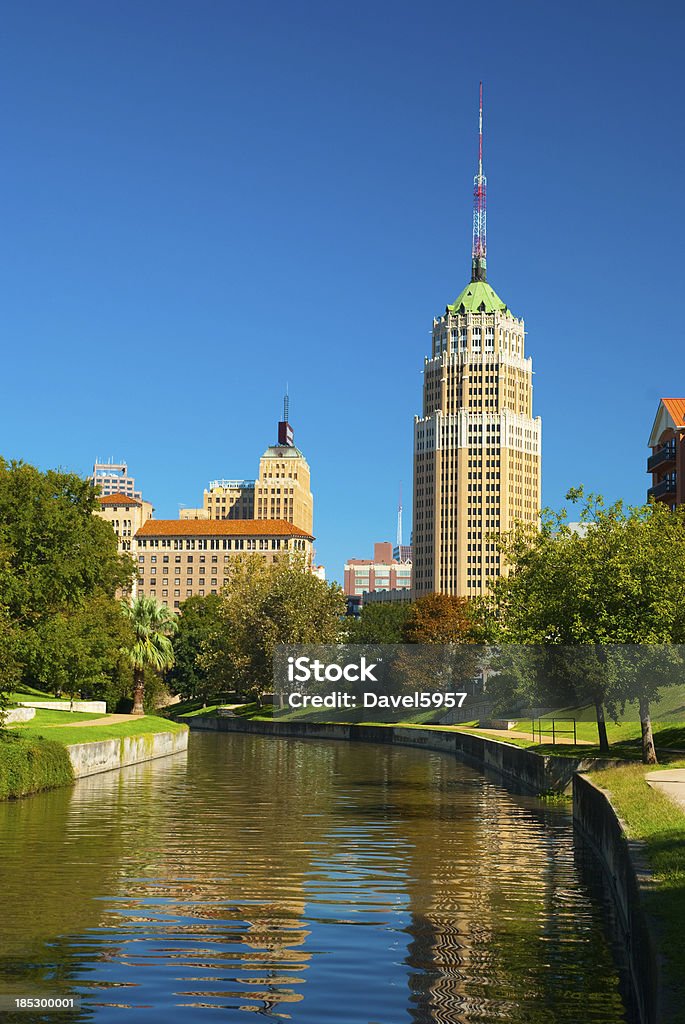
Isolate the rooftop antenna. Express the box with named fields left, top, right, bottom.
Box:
left=471, top=81, right=487, bottom=283
left=283, top=383, right=289, bottom=424
left=397, top=482, right=403, bottom=551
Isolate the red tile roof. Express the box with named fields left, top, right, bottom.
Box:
left=662, top=398, right=685, bottom=428
left=135, top=518, right=314, bottom=540
left=97, top=493, right=143, bottom=506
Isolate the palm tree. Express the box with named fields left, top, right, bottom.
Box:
left=122, top=596, right=177, bottom=715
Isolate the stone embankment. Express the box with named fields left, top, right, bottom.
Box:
left=66, top=728, right=189, bottom=778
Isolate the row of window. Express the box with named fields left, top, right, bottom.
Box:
left=138, top=537, right=308, bottom=550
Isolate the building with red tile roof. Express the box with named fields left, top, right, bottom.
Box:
left=648, top=398, right=685, bottom=508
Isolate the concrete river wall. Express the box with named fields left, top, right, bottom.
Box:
left=67, top=729, right=189, bottom=779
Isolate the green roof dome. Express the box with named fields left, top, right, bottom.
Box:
left=447, top=279, right=511, bottom=315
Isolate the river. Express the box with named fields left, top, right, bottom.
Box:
left=0, top=731, right=634, bottom=1023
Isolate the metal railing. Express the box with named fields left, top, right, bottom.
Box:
left=532, top=718, right=577, bottom=745
left=647, top=445, right=676, bottom=473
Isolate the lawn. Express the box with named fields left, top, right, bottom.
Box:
left=7, top=714, right=187, bottom=747
left=9, top=709, right=105, bottom=726
left=595, top=760, right=685, bottom=1021
left=9, top=688, right=71, bottom=703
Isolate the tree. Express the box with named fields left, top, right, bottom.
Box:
left=122, top=596, right=177, bottom=715
left=202, top=555, right=346, bottom=698
left=25, top=595, right=133, bottom=701
left=491, top=489, right=685, bottom=762
left=344, top=602, right=412, bottom=644
left=0, top=459, right=133, bottom=623
left=168, top=594, right=223, bottom=703
left=0, top=607, right=20, bottom=728
left=0, top=459, right=135, bottom=699
left=402, top=594, right=480, bottom=644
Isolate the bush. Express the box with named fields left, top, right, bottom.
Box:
left=0, top=733, right=74, bottom=800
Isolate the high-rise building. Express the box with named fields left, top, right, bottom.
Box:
left=648, top=398, right=685, bottom=508
left=91, top=460, right=141, bottom=499
left=412, top=86, right=541, bottom=597
left=183, top=398, right=314, bottom=536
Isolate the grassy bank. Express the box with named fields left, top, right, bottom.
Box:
left=1, top=714, right=187, bottom=799
left=595, top=761, right=685, bottom=1021
left=8, top=713, right=187, bottom=747
left=0, top=733, right=74, bottom=800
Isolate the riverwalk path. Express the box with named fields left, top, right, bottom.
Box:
left=645, top=769, right=685, bottom=812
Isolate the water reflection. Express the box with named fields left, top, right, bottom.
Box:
left=0, top=733, right=632, bottom=1022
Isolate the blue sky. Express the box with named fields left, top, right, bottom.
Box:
left=1, top=1, right=684, bottom=583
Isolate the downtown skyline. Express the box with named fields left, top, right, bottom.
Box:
left=1, top=2, right=684, bottom=582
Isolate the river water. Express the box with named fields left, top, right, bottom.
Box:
left=0, top=732, right=633, bottom=1023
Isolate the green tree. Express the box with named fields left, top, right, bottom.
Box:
left=203, top=555, right=346, bottom=698
left=122, top=596, right=177, bottom=715
left=344, top=602, right=412, bottom=644
left=0, top=459, right=133, bottom=623
left=26, top=595, right=133, bottom=700
left=168, top=594, right=222, bottom=703
left=0, top=459, right=135, bottom=699
left=491, top=489, right=685, bottom=762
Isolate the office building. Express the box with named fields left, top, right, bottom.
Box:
left=412, top=86, right=541, bottom=596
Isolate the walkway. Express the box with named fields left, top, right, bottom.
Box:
left=645, top=769, right=685, bottom=812
left=47, top=714, right=140, bottom=728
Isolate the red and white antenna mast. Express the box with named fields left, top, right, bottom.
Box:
left=471, top=82, right=487, bottom=282
left=396, top=482, right=403, bottom=552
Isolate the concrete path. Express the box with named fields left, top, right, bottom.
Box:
left=46, top=714, right=140, bottom=728
left=645, top=769, right=685, bottom=812
left=466, top=725, right=593, bottom=745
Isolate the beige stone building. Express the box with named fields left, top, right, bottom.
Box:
left=182, top=404, right=314, bottom=535
left=134, top=519, right=314, bottom=610
left=413, top=282, right=541, bottom=597
left=95, top=493, right=154, bottom=554
left=412, top=92, right=540, bottom=596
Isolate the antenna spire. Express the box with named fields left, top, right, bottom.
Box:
left=471, top=82, right=487, bottom=283
left=283, top=384, right=289, bottom=424
left=397, top=482, right=403, bottom=550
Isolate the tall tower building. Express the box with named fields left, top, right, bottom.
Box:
left=413, top=86, right=541, bottom=597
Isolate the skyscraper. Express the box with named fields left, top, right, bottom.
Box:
left=412, top=86, right=541, bottom=597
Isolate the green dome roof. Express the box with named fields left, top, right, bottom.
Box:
left=447, top=279, right=511, bottom=315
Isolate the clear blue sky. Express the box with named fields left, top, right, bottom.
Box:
left=1, top=1, right=684, bottom=583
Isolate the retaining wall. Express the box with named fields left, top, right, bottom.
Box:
left=189, top=715, right=613, bottom=793
left=573, top=773, right=666, bottom=1024
left=4, top=707, right=36, bottom=724
left=67, top=728, right=189, bottom=779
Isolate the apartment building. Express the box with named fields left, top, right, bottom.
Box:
left=648, top=398, right=685, bottom=508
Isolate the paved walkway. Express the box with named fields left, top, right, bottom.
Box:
left=645, top=769, right=685, bottom=812
left=467, top=726, right=593, bottom=746
left=46, top=714, right=140, bottom=728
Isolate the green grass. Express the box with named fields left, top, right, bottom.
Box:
left=9, top=709, right=106, bottom=727
left=596, top=760, right=685, bottom=1019
left=0, top=733, right=74, bottom=800
left=7, top=714, right=187, bottom=747
left=9, top=687, right=71, bottom=703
